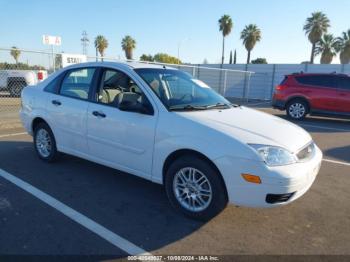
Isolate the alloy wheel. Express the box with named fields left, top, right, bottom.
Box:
left=173, top=167, right=212, bottom=212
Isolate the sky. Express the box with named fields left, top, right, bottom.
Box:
left=0, top=0, right=349, bottom=64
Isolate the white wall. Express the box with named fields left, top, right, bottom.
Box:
left=194, top=64, right=350, bottom=100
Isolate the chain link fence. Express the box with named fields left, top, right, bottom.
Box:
left=85, top=56, right=254, bottom=98
left=0, top=48, right=254, bottom=123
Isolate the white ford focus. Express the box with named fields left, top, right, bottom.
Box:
left=20, top=62, right=322, bottom=220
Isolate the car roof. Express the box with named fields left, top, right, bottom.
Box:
left=288, top=72, right=349, bottom=77
left=63, top=61, right=177, bottom=71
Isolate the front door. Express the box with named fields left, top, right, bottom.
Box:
left=86, top=68, right=157, bottom=179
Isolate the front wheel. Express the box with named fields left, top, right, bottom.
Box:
left=33, top=122, right=59, bottom=162
left=165, top=155, right=228, bottom=221
left=286, top=99, right=308, bottom=120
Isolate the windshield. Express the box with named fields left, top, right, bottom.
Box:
left=134, top=68, right=232, bottom=111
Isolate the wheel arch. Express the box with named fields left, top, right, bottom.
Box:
left=286, top=96, right=311, bottom=112
left=162, top=149, right=228, bottom=201
left=32, top=117, right=50, bottom=132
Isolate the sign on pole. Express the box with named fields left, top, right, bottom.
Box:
left=42, top=35, right=62, bottom=72
left=42, top=35, right=62, bottom=46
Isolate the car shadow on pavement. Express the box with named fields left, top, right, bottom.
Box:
left=273, top=114, right=350, bottom=133
left=324, top=145, right=350, bottom=163
left=0, top=140, right=205, bottom=253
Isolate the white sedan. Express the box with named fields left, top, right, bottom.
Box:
left=20, top=62, right=322, bottom=220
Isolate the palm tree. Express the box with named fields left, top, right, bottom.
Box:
left=121, top=35, right=136, bottom=60
left=94, top=35, right=108, bottom=61
left=303, top=12, right=330, bottom=64
left=336, top=30, right=350, bottom=64
left=218, top=15, right=233, bottom=64
left=10, top=46, right=21, bottom=64
left=315, top=34, right=338, bottom=64
left=240, top=24, right=261, bottom=64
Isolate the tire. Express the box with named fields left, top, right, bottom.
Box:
left=165, top=155, right=228, bottom=221
left=8, top=81, right=26, bottom=97
left=33, top=122, right=59, bottom=162
left=286, top=99, right=309, bottom=120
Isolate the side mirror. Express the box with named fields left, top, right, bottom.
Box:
left=118, top=101, right=154, bottom=115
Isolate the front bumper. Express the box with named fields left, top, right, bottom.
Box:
left=214, top=145, right=323, bottom=208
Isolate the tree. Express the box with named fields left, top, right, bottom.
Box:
left=251, top=58, right=267, bottom=64
left=218, top=15, right=233, bottom=64
left=336, top=29, right=350, bottom=64
left=121, top=35, right=136, bottom=60
left=140, top=54, right=154, bottom=62
left=10, top=46, right=21, bottom=64
left=303, top=12, right=330, bottom=64
left=314, top=34, right=338, bottom=64
left=240, top=24, right=261, bottom=64
left=153, top=53, right=181, bottom=64
left=94, top=35, right=108, bottom=61
left=233, top=49, right=237, bottom=64
left=229, top=50, right=233, bottom=64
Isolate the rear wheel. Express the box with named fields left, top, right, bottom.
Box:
left=165, top=155, right=227, bottom=221
left=33, top=122, right=59, bottom=162
left=286, top=99, right=308, bottom=120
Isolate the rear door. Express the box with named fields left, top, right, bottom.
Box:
left=46, top=67, right=98, bottom=155
left=336, top=76, right=350, bottom=113
left=295, top=75, right=339, bottom=111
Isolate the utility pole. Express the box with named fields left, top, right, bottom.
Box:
left=81, top=31, right=89, bottom=56
left=177, top=38, right=190, bottom=64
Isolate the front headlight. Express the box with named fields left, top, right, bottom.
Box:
left=249, top=144, right=297, bottom=166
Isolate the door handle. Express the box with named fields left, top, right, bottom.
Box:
left=92, top=111, right=106, bottom=118
left=52, top=100, right=61, bottom=106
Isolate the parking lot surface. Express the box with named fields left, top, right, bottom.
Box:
left=0, top=104, right=350, bottom=260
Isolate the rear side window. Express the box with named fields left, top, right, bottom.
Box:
left=280, top=76, right=288, bottom=85
left=338, top=77, right=350, bottom=90
left=60, top=68, right=96, bottom=100
left=44, top=75, right=61, bottom=93
left=295, top=75, right=336, bottom=88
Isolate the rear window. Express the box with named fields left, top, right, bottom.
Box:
left=295, top=75, right=336, bottom=88
left=338, top=77, right=350, bottom=90
left=280, top=76, right=288, bottom=85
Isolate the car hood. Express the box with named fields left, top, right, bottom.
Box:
left=179, top=106, right=312, bottom=153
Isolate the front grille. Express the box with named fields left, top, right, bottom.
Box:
left=297, top=142, right=315, bottom=161
left=266, top=192, right=295, bottom=204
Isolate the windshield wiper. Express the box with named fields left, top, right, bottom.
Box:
left=169, top=104, right=209, bottom=111
left=203, top=103, right=231, bottom=109
left=169, top=103, right=232, bottom=111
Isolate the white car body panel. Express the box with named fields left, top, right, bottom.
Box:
left=20, top=62, right=323, bottom=208
left=86, top=102, right=157, bottom=179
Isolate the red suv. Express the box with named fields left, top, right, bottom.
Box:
left=272, top=73, right=350, bottom=120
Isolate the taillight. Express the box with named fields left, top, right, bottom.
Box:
left=37, top=72, right=43, bottom=81
left=275, top=85, right=286, bottom=91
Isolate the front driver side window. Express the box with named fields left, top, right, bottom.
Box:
left=60, top=68, right=96, bottom=100
left=97, top=69, right=152, bottom=112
